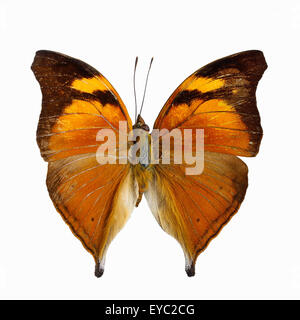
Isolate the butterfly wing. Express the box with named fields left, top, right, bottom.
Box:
left=154, top=50, right=267, bottom=157
left=32, top=50, right=132, bottom=161
left=145, top=153, right=248, bottom=276
left=147, top=51, right=267, bottom=275
left=32, top=50, right=138, bottom=276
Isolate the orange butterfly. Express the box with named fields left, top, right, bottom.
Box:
left=31, top=50, right=267, bottom=277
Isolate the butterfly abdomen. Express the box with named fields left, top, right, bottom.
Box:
left=133, top=163, right=152, bottom=207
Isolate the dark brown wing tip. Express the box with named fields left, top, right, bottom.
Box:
left=185, top=263, right=195, bottom=277
left=31, top=50, right=57, bottom=74
left=195, top=49, right=267, bottom=79
left=31, top=49, right=101, bottom=77
left=95, top=262, right=104, bottom=278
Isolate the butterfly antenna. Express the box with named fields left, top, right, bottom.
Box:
left=139, top=57, right=154, bottom=117
left=133, top=57, right=138, bottom=122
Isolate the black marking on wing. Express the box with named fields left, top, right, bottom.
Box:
left=172, top=90, right=202, bottom=106
left=93, top=90, right=121, bottom=107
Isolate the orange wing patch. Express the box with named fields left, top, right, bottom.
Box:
left=71, top=77, right=109, bottom=92
left=153, top=50, right=267, bottom=157
left=185, top=76, right=225, bottom=92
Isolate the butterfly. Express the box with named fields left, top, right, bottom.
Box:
left=31, top=50, right=267, bottom=277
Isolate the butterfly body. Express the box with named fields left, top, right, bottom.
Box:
left=32, top=50, right=267, bottom=277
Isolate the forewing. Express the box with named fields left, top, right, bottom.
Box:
left=153, top=50, right=267, bottom=157
left=32, top=50, right=132, bottom=161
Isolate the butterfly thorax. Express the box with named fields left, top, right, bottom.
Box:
left=132, top=115, right=152, bottom=207
left=131, top=114, right=151, bottom=168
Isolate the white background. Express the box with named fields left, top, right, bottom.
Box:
left=0, top=0, right=299, bottom=299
